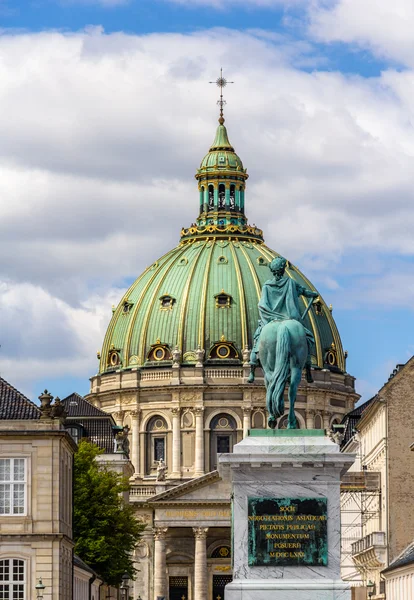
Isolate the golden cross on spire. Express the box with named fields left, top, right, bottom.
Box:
left=210, top=68, right=234, bottom=124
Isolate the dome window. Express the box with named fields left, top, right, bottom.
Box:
left=147, top=339, right=172, bottom=362
left=314, top=300, right=323, bottom=316
left=215, top=290, right=232, bottom=309
left=324, top=343, right=338, bottom=368
left=159, top=295, right=175, bottom=311
left=108, top=346, right=121, bottom=368
left=209, top=336, right=239, bottom=360
left=256, top=257, right=267, bottom=266
left=217, top=256, right=228, bottom=265
left=122, top=299, right=133, bottom=314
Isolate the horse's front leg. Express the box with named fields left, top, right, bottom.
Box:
left=287, top=366, right=301, bottom=429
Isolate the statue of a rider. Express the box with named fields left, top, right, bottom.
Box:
left=248, top=256, right=318, bottom=383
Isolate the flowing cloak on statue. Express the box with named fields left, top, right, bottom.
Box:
left=258, top=276, right=315, bottom=348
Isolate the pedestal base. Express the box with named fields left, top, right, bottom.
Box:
left=225, top=579, right=351, bottom=600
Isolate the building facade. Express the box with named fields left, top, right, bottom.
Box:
left=340, top=358, right=414, bottom=599
left=85, top=108, right=359, bottom=600
left=0, top=380, right=76, bottom=600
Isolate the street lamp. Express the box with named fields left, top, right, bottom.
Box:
left=367, top=580, right=375, bottom=598
left=35, top=578, right=46, bottom=599
left=120, top=572, right=130, bottom=600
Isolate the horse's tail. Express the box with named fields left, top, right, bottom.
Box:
left=267, top=323, right=291, bottom=417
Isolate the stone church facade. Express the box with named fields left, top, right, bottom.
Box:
left=86, top=108, right=359, bottom=600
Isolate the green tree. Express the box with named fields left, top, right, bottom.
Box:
left=73, top=439, right=145, bottom=586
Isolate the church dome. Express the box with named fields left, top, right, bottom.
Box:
left=99, top=117, right=345, bottom=375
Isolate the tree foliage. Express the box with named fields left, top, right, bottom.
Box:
left=73, top=439, right=145, bottom=586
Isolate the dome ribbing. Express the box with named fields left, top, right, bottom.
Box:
left=99, top=117, right=346, bottom=375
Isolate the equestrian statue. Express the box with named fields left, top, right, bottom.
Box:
left=248, top=256, right=319, bottom=429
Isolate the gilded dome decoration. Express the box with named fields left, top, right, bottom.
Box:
left=99, top=115, right=345, bottom=375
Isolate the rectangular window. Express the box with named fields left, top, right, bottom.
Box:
left=0, top=459, right=26, bottom=516
left=153, top=437, right=165, bottom=462
left=0, top=559, right=25, bottom=599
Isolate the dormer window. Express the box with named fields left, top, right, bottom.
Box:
left=209, top=336, right=239, bottom=360
left=147, top=339, right=172, bottom=362
left=215, top=290, right=232, bottom=308
left=159, top=295, right=175, bottom=311
left=122, top=299, right=133, bottom=314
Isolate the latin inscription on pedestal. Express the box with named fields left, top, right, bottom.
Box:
left=248, top=497, right=328, bottom=567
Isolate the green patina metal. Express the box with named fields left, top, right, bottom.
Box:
left=99, top=116, right=345, bottom=375
left=248, top=497, right=328, bottom=567
left=248, top=429, right=325, bottom=437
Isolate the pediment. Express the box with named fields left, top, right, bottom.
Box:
left=149, top=470, right=230, bottom=504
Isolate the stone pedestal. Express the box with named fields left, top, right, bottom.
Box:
left=219, top=430, right=354, bottom=600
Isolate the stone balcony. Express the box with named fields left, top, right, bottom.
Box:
left=352, top=532, right=387, bottom=569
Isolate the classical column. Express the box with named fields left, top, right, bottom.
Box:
left=171, top=407, right=181, bottom=478
left=193, top=527, right=209, bottom=600
left=194, top=408, right=205, bottom=476
left=130, top=410, right=141, bottom=476
left=153, top=527, right=168, bottom=600
left=243, top=408, right=251, bottom=438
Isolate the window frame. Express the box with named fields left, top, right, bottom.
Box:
left=0, top=558, right=26, bottom=599
left=0, top=458, right=27, bottom=516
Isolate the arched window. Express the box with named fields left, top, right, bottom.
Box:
left=208, top=185, right=214, bottom=210
left=229, top=184, right=236, bottom=211
left=210, top=413, right=237, bottom=470
left=146, top=416, right=168, bottom=475
left=314, top=414, right=323, bottom=429
left=0, top=559, right=25, bottom=598
left=218, top=184, right=226, bottom=209
left=200, top=186, right=205, bottom=211
left=252, top=410, right=265, bottom=429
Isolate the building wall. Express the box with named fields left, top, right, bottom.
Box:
left=0, top=420, right=75, bottom=600
left=383, top=564, right=414, bottom=600
left=386, top=359, right=414, bottom=563
left=87, top=365, right=357, bottom=483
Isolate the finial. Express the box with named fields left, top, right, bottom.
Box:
left=210, top=68, right=233, bottom=124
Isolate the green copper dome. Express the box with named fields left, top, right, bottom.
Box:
left=198, top=122, right=245, bottom=173
left=99, top=118, right=345, bottom=374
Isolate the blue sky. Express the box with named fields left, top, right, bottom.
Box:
left=1, top=0, right=414, bottom=402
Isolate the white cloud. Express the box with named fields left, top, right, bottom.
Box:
left=309, top=0, right=414, bottom=67
left=1, top=27, right=414, bottom=393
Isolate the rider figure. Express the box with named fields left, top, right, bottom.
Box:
left=248, top=256, right=318, bottom=384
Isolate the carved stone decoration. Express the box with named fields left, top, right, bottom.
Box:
left=182, top=410, right=194, bottom=428
left=196, top=345, right=205, bottom=367
left=328, top=429, right=345, bottom=445
left=172, top=345, right=181, bottom=367
left=242, top=345, right=251, bottom=364
left=113, top=410, right=125, bottom=425
left=156, top=458, right=166, bottom=481
left=181, top=392, right=199, bottom=403
left=38, top=390, right=53, bottom=419
left=153, top=527, right=168, bottom=541
left=193, top=527, right=209, bottom=539
left=194, top=407, right=205, bottom=416
left=135, top=541, right=149, bottom=558
left=130, top=409, right=141, bottom=420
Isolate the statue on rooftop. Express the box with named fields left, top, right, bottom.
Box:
left=249, top=256, right=318, bottom=429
